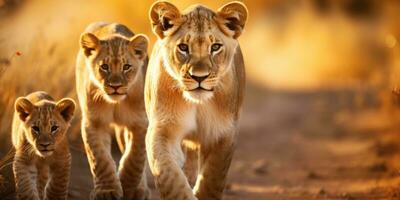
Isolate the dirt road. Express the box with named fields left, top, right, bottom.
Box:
left=2, top=87, right=400, bottom=200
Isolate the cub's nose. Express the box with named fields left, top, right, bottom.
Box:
left=108, top=83, right=123, bottom=90
left=110, top=85, right=121, bottom=90
left=190, top=74, right=209, bottom=83
left=39, top=142, right=51, bottom=148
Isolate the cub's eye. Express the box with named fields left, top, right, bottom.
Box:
left=178, top=44, right=189, bottom=53
left=134, top=50, right=142, bottom=55
left=211, top=43, right=222, bottom=52
left=51, top=125, right=59, bottom=133
left=100, top=64, right=109, bottom=71
left=31, top=126, right=40, bottom=133
left=123, top=64, right=132, bottom=71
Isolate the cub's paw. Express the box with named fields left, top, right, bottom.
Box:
left=122, top=187, right=150, bottom=200
left=135, top=186, right=151, bottom=200
left=90, top=189, right=122, bottom=200
left=143, top=186, right=151, bottom=200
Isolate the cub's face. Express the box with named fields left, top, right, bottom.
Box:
left=150, top=1, right=247, bottom=103
left=80, top=34, right=148, bottom=103
left=15, top=98, right=75, bottom=157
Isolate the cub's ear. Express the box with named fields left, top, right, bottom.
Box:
left=149, top=1, right=182, bottom=39
left=217, top=1, right=248, bottom=39
left=130, top=34, right=149, bottom=60
left=80, top=33, right=100, bottom=57
left=15, top=97, right=34, bottom=122
left=56, top=98, right=76, bottom=123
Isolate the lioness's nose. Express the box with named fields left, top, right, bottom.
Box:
left=190, top=74, right=209, bottom=83
left=188, top=66, right=210, bottom=83
left=188, top=67, right=210, bottom=78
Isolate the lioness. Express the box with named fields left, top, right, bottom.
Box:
left=12, top=91, right=75, bottom=200
left=76, top=22, right=149, bottom=200
left=145, top=1, right=247, bottom=200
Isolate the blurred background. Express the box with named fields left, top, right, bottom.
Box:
left=1, top=0, right=400, bottom=199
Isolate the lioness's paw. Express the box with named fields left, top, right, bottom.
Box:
left=90, top=189, right=122, bottom=200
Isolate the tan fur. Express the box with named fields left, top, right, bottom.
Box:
left=12, top=91, right=75, bottom=200
left=76, top=22, right=150, bottom=200
left=145, top=1, right=247, bottom=200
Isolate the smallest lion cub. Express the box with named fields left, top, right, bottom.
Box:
left=12, top=91, right=75, bottom=200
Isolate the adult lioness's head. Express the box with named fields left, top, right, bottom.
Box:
left=15, top=97, right=75, bottom=157
left=150, top=1, right=247, bottom=103
left=80, top=33, right=148, bottom=102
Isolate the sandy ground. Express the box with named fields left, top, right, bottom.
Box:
left=2, top=87, right=400, bottom=200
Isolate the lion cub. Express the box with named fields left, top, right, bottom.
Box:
left=76, top=22, right=149, bottom=200
left=12, top=91, right=75, bottom=200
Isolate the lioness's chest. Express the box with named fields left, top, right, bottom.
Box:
left=182, top=105, right=235, bottom=143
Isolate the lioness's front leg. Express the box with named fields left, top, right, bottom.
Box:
left=146, top=125, right=196, bottom=200
left=193, top=134, right=236, bottom=200
left=183, top=146, right=199, bottom=187
left=45, top=152, right=71, bottom=200
left=118, top=125, right=148, bottom=200
left=82, top=121, right=123, bottom=200
left=13, top=152, right=40, bottom=200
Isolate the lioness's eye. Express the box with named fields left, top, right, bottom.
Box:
left=51, top=125, right=59, bottom=133
left=178, top=44, right=189, bottom=53
left=100, top=64, right=109, bottom=71
left=211, top=43, right=222, bottom=52
left=123, top=64, right=132, bottom=71
left=32, top=126, right=40, bottom=133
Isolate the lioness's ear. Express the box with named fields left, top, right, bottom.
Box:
left=56, top=98, right=76, bottom=123
left=149, top=1, right=181, bottom=39
left=15, top=97, right=34, bottom=122
left=80, top=33, right=100, bottom=57
left=130, top=34, right=149, bottom=60
left=217, top=1, right=248, bottom=39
